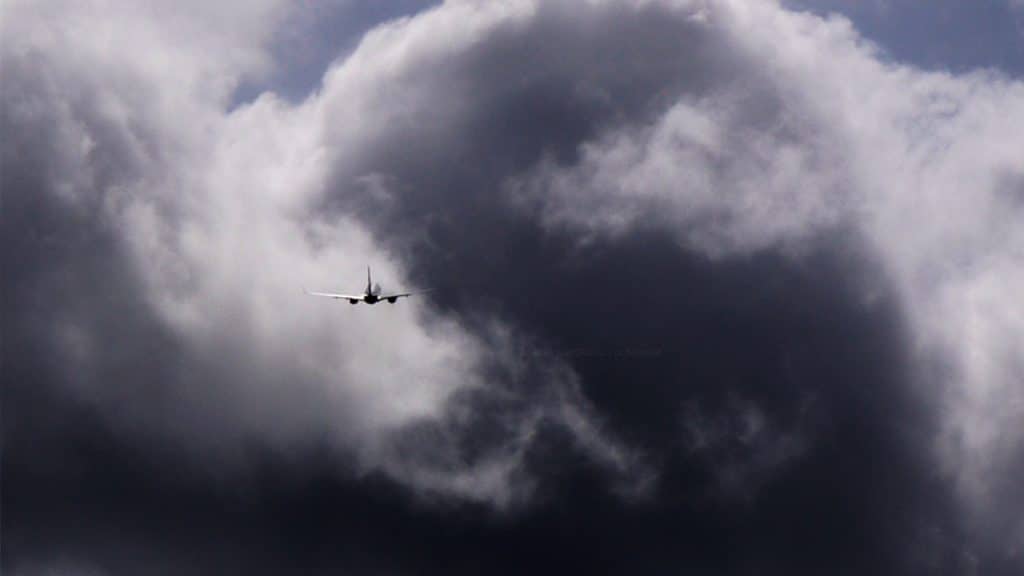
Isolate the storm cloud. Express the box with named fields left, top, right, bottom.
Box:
left=3, top=0, right=1023, bottom=573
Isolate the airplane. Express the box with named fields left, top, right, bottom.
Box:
left=305, top=267, right=427, bottom=305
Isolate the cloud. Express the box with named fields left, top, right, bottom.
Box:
left=681, top=395, right=810, bottom=499
left=4, top=0, right=1023, bottom=571
left=510, top=0, right=1024, bottom=549
left=1, top=0, right=650, bottom=509
left=11, top=560, right=109, bottom=576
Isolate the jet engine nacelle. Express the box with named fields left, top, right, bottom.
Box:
left=387, top=297, right=397, bottom=303
left=349, top=299, right=358, bottom=304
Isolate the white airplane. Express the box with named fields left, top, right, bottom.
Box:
left=305, top=267, right=427, bottom=305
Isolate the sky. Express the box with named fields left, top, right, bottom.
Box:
left=2, top=0, right=1023, bottom=574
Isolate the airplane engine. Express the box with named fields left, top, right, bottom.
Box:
left=388, top=297, right=397, bottom=303
left=349, top=299, right=358, bottom=304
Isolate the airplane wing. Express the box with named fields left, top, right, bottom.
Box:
left=304, top=289, right=365, bottom=301
left=378, top=289, right=432, bottom=300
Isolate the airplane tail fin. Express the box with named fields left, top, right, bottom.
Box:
left=367, top=266, right=372, bottom=293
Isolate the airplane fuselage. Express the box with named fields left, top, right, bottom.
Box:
left=350, top=291, right=397, bottom=305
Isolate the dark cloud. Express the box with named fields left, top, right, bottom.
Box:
left=4, top=0, right=1023, bottom=574
left=316, top=0, right=916, bottom=475
left=306, top=0, right=1023, bottom=564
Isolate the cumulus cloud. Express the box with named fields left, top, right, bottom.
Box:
left=513, top=0, right=1024, bottom=542
left=4, top=1, right=1023, bottom=568
left=1, top=0, right=649, bottom=507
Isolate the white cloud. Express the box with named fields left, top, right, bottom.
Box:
left=518, top=0, right=1024, bottom=538
left=4, top=0, right=1021, bottom=535
left=0, top=0, right=645, bottom=505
